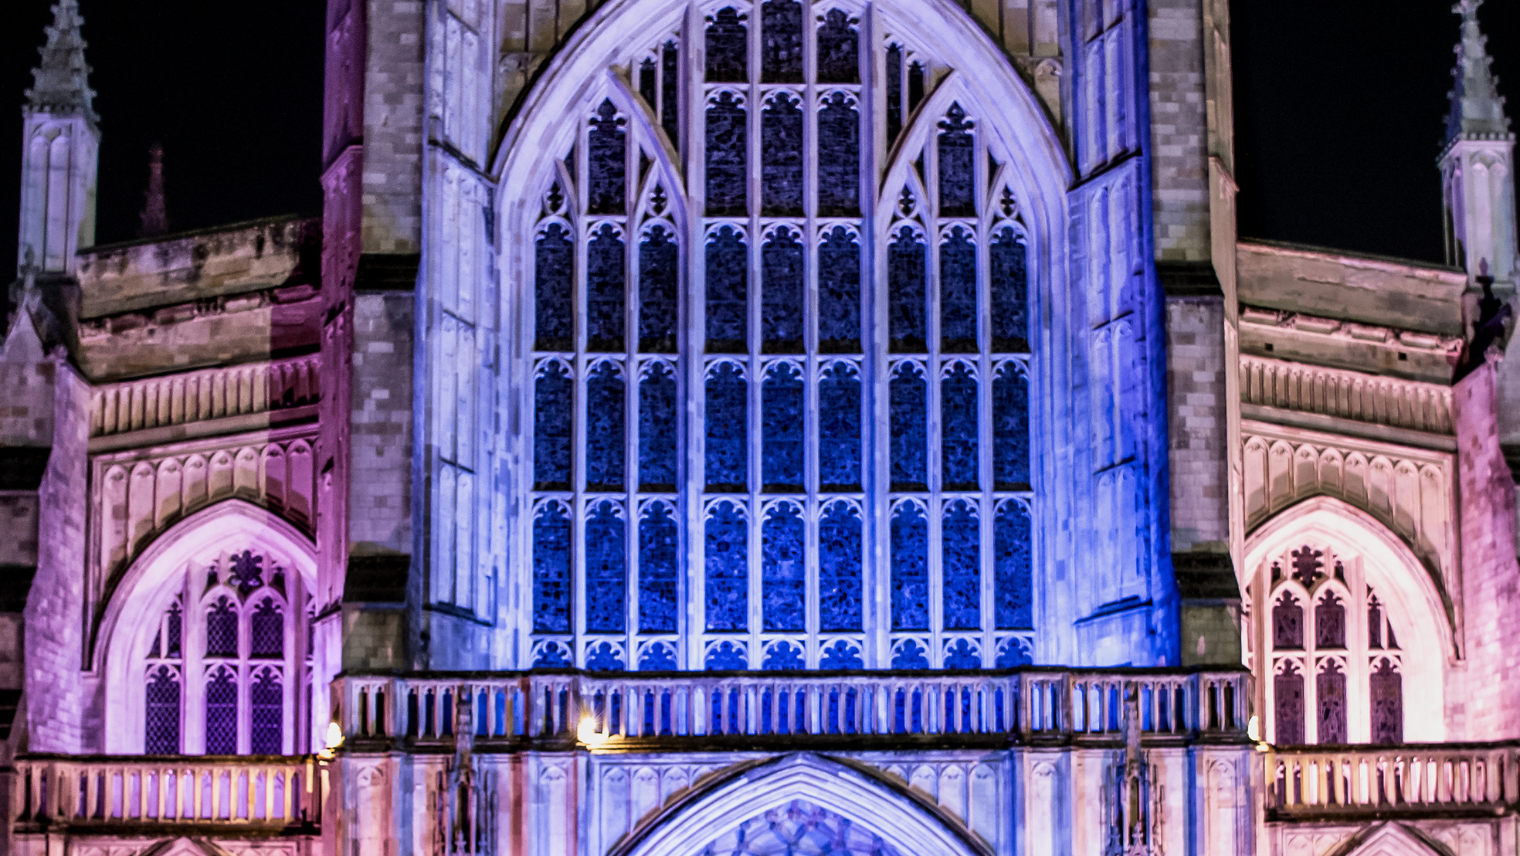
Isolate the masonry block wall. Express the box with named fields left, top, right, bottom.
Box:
left=1452, top=361, right=1520, bottom=739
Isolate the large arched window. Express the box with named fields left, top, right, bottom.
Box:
left=138, top=546, right=312, bottom=754
left=1251, top=542, right=1405, bottom=745
left=524, top=0, right=1035, bottom=671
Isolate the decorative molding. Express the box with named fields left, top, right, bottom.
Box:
left=1239, top=355, right=1453, bottom=435
left=90, top=354, right=322, bottom=439
left=89, top=426, right=321, bottom=609
left=1242, top=421, right=1456, bottom=584
left=1238, top=305, right=1465, bottom=355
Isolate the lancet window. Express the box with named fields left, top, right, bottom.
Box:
left=1260, top=544, right=1403, bottom=745
left=526, top=0, right=1034, bottom=671
left=138, top=547, right=312, bottom=754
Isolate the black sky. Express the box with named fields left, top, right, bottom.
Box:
left=0, top=2, right=1515, bottom=273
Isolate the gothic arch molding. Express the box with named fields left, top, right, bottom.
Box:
left=95, top=499, right=317, bottom=753
left=1244, top=495, right=1451, bottom=742
left=1327, top=823, right=1452, bottom=856
left=610, top=753, right=991, bottom=856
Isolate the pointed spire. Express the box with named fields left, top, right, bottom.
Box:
left=138, top=144, right=168, bottom=238
left=1446, top=0, right=1510, bottom=144
left=25, top=0, right=97, bottom=123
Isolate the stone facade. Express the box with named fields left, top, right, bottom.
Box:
left=4, top=2, right=1520, bottom=856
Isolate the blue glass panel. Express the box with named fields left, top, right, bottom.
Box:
left=762, top=227, right=804, bottom=352
left=640, top=643, right=678, bottom=670
left=704, top=501, right=748, bottom=631
left=761, top=503, right=805, bottom=632
left=995, top=501, right=1034, bottom=630
left=817, top=94, right=859, bottom=216
left=938, top=103, right=975, bottom=216
left=818, top=502, right=862, bottom=632
left=166, top=603, right=181, bottom=657
left=587, top=224, right=625, bottom=352
left=588, top=100, right=626, bottom=215
left=816, top=9, right=859, bottom=83
left=991, top=227, right=1028, bottom=351
left=639, top=57, right=657, bottom=111
left=941, top=362, right=979, bottom=490
left=886, top=44, right=903, bottom=144
left=205, top=667, right=238, bottom=754
left=534, top=361, right=573, bottom=489
left=534, top=641, right=572, bottom=668
left=639, top=362, right=677, bottom=491
left=705, top=227, right=748, bottom=351
left=942, top=500, right=981, bottom=631
left=940, top=226, right=977, bottom=352
left=819, top=640, right=863, bottom=669
left=762, top=363, right=804, bottom=491
left=817, top=227, right=860, bottom=351
left=818, top=362, right=860, bottom=490
left=944, top=639, right=981, bottom=669
left=251, top=598, right=283, bottom=658
left=993, top=362, right=1030, bottom=489
left=206, top=596, right=237, bottom=657
left=532, top=502, right=573, bottom=633
left=705, top=8, right=747, bottom=82
left=586, top=642, right=625, bottom=671
left=892, top=639, right=930, bottom=670
left=706, top=92, right=748, bottom=215
left=762, top=641, right=805, bottom=670
left=250, top=668, right=283, bottom=754
left=662, top=41, right=681, bottom=146
left=585, top=501, right=627, bottom=633
left=639, top=225, right=678, bottom=353
left=762, top=93, right=803, bottom=216
left=705, top=362, right=747, bottom=491
left=761, top=0, right=802, bottom=82
left=145, top=666, right=180, bottom=754
left=535, top=223, right=574, bottom=351
left=996, top=637, right=1032, bottom=668
left=890, top=364, right=927, bottom=490
left=888, top=226, right=926, bottom=352
left=586, top=362, right=625, bottom=490
left=705, top=640, right=747, bottom=670
left=891, top=503, right=929, bottom=631
left=639, top=502, right=679, bottom=633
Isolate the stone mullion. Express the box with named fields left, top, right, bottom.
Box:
left=976, top=128, right=995, bottom=666
left=925, top=127, right=944, bottom=666
left=624, top=114, right=642, bottom=672
left=864, top=6, right=890, bottom=669
left=746, top=2, right=765, bottom=669
left=682, top=1, right=706, bottom=672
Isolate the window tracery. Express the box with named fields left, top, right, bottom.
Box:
left=526, top=0, right=1034, bottom=670
left=1261, top=543, right=1404, bottom=745
left=137, top=546, right=310, bottom=755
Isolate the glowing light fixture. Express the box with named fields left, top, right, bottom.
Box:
left=578, top=716, right=605, bottom=748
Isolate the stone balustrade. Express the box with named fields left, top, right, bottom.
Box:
left=10, top=755, right=322, bottom=830
left=1267, top=743, right=1520, bottom=817
left=338, top=668, right=1250, bottom=745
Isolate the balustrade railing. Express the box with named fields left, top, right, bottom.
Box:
left=10, top=755, right=322, bottom=829
left=338, top=669, right=1249, bottom=745
left=1268, top=744, right=1520, bottom=815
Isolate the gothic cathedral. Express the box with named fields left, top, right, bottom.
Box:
left=4, top=1, right=1519, bottom=856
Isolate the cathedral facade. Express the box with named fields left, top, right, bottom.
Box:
left=3, top=0, right=1519, bottom=855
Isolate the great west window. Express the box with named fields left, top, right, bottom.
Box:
left=527, top=0, right=1034, bottom=671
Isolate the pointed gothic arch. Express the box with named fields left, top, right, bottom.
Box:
left=610, top=753, right=992, bottom=856
left=487, top=0, right=1080, bottom=670
left=1244, top=496, right=1451, bottom=743
left=97, top=499, right=318, bottom=754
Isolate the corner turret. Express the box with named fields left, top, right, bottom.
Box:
left=16, top=0, right=100, bottom=275
left=1440, top=0, right=1517, bottom=294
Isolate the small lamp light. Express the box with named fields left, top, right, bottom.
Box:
left=319, top=721, right=344, bottom=759
left=577, top=716, right=604, bottom=748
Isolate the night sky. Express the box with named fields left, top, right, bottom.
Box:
left=0, top=2, right=1516, bottom=275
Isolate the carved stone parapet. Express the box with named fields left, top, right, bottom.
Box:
left=89, top=354, right=322, bottom=439
left=1240, top=355, right=1454, bottom=435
